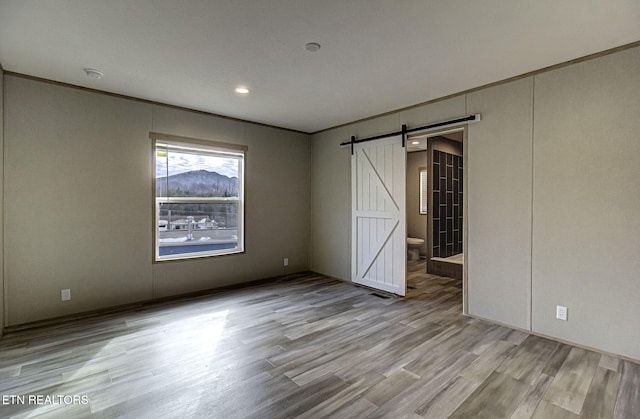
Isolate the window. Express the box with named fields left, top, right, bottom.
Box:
left=151, top=133, right=246, bottom=262
left=419, top=168, right=428, bottom=214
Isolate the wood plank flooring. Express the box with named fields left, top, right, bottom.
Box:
left=0, top=260, right=638, bottom=418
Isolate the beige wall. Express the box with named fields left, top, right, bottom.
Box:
left=309, top=127, right=351, bottom=280
left=466, top=77, right=534, bottom=330
left=406, top=151, right=427, bottom=255
left=531, top=47, right=640, bottom=359
left=4, top=75, right=310, bottom=325
left=0, top=65, right=4, bottom=335
left=310, top=46, right=640, bottom=360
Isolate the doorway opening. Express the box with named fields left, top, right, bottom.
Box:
left=406, top=127, right=465, bottom=303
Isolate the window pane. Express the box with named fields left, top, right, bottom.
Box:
left=156, top=148, right=240, bottom=198
left=420, top=169, right=428, bottom=214
left=153, top=137, right=245, bottom=262
left=158, top=202, right=239, bottom=257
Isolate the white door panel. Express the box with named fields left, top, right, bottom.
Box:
left=352, top=135, right=406, bottom=295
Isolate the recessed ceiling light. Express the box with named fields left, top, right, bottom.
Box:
left=305, top=42, right=321, bottom=52
left=411, top=141, right=420, bottom=145
left=235, top=87, right=250, bottom=94
left=84, top=68, right=103, bottom=79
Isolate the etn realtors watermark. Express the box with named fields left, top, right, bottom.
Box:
left=2, top=394, right=89, bottom=405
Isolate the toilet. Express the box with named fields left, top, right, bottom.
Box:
left=407, top=237, right=425, bottom=260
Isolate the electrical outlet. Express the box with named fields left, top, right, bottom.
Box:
left=61, top=289, right=71, bottom=302
left=556, top=305, right=568, bottom=321
left=283, top=257, right=289, bottom=267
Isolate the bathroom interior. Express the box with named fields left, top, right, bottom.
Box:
left=406, top=129, right=464, bottom=289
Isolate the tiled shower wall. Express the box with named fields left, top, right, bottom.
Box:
left=432, top=150, right=463, bottom=258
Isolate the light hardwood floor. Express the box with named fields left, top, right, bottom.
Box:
left=0, top=263, right=638, bottom=418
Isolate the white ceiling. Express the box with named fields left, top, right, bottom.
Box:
left=1, top=1, right=639, bottom=133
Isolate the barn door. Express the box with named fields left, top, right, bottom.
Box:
left=352, top=135, right=406, bottom=295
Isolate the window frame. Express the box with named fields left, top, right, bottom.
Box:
left=150, top=132, right=247, bottom=263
